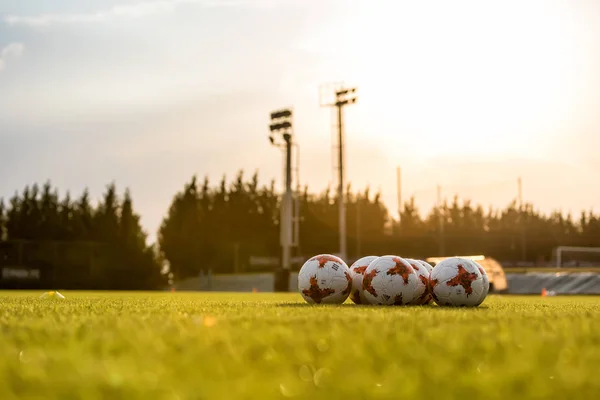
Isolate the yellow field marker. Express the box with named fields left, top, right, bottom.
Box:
left=40, top=291, right=66, bottom=299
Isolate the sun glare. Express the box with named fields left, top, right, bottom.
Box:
left=309, top=1, right=585, bottom=160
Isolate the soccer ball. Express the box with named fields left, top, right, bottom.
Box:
left=470, top=259, right=489, bottom=306
left=362, top=255, right=419, bottom=305
left=429, top=257, right=485, bottom=307
left=298, top=254, right=352, bottom=304
left=416, top=260, right=434, bottom=304
left=416, top=260, right=433, bottom=274
left=348, top=256, right=379, bottom=304
left=404, top=259, right=432, bottom=305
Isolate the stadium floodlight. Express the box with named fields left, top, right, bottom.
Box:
left=270, top=121, right=292, bottom=132
left=320, top=85, right=358, bottom=262
left=269, top=108, right=295, bottom=292
left=270, top=109, right=292, bottom=119
left=335, top=88, right=357, bottom=106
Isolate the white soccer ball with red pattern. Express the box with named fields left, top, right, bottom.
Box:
left=298, top=254, right=352, bottom=304
left=417, top=260, right=434, bottom=304
left=404, top=258, right=432, bottom=305
left=469, top=260, right=489, bottom=306
left=429, top=257, right=485, bottom=307
left=362, top=255, right=419, bottom=305
left=416, top=260, right=433, bottom=274
left=348, top=256, right=379, bottom=304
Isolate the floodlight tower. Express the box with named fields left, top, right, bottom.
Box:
left=269, top=108, right=294, bottom=292
left=397, top=166, right=402, bottom=222
left=322, top=86, right=358, bottom=261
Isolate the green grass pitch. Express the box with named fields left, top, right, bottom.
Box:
left=1, top=292, right=599, bottom=399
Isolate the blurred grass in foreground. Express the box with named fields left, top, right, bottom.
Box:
left=1, top=291, right=599, bottom=400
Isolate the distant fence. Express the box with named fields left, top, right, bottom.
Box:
left=506, top=273, right=600, bottom=295
left=0, top=240, right=113, bottom=289
left=172, top=272, right=299, bottom=293
left=172, top=272, right=600, bottom=295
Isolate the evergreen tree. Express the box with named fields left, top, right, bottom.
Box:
left=158, top=176, right=204, bottom=280
left=119, top=189, right=146, bottom=250
left=17, top=186, right=36, bottom=239
left=73, top=189, right=94, bottom=240
left=58, top=192, right=74, bottom=240
left=254, top=179, right=279, bottom=257
left=395, top=197, right=426, bottom=237
left=0, top=199, right=5, bottom=241
left=5, top=193, right=20, bottom=240
left=95, top=183, right=120, bottom=243
left=39, top=181, right=60, bottom=240
left=3, top=175, right=600, bottom=287
left=116, top=189, right=163, bottom=289
left=581, top=211, right=600, bottom=247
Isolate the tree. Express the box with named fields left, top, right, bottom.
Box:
left=0, top=199, right=5, bottom=241
left=158, top=176, right=204, bottom=280
left=94, top=183, right=120, bottom=243
left=16, top=185, right=37, bottom=239
left=38, top=181, right=60, bottom=240
left=0, top=182, right=164, bottom=290
left=58, top=192, right=74, bottom=240
left=119, top=189, right=146, bottom=250
left=3, top=174, right=600, bottom=287
left=115, top=189, right=163, bottom=289
left=581, top=211, right=600, bottom=247
left=73, top=189, right=94, bottom=240
left=391, top=197, right=433, bottom=258
left=5, top=193, right=21, bottom=240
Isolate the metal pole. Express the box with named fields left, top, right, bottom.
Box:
left=269, top=108, right=294, bottom=292
left=282, top=134, right=293, bottom=275
left=356, top=193, right=361, bottom=259
left=337, top=103, right=346, bottom=261
left=437, top=185, right=445, bottom=255
left=320, top=84, right=356, bottom=262
left=518, top=177, right=526, bottom=262
left=293, top=143, right=300, bottom=250
left=397, top=166, right=402, bottom=222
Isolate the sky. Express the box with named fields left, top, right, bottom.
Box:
left=1, top=0, right=599, bottom=242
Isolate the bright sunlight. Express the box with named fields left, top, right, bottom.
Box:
left=303, top=0, right=590, bottom=159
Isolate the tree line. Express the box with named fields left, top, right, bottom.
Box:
left=159, top=171, right=600, bottom=279
left=1, top=171, right=599, bottom=288
left=0, top=182, right=163, bottom=289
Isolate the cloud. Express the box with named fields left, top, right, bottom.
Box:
left=0, top=42, right=24, bottom=71
left=2, top=42, right=24, bottom=58
left=3, top=0, right=278, bottom=27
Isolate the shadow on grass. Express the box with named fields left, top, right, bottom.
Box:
left=276, top=303, right=490, bottom=310
left=276, top=303, right=357, bottom=308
